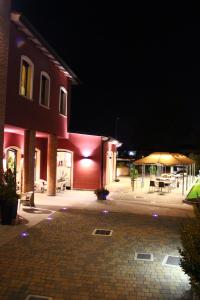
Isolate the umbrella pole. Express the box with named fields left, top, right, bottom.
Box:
left=192, top=163, right=195, bottom=182
left=141, top=164, right=144, bottom=188
left=186, top=165, right=188, bottom=191
left=182, top=172, right=185, bottom=196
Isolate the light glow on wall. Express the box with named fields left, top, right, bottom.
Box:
left=16, top=37, right=25, bottom=48
left=80, top=158, right=93, bottom=168
left=81, top=149, right=93, bottom=158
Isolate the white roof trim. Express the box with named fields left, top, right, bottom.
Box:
left=11, top=12, right=72, bottom=79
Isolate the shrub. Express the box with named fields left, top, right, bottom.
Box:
left=179, top=205, right=200, bottom=296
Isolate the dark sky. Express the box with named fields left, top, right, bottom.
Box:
left=12, top=1, right=200, bottom=151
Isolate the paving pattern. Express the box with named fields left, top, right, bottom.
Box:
left=0, top=209, right=192, bottom=300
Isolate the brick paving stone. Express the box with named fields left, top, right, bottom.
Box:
left=0, top=209, right=193, bottom=300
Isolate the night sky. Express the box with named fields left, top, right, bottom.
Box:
left=12, top=1, right=200, bottom=151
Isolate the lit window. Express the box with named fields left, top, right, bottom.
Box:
left=19, top=56, right=34, bottom=99
left=59, top=87, right=67, bottom=116
left=39, top=72, right=50, bottom=108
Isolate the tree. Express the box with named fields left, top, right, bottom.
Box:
left=179, top=205, right=200, bottom=296
left=189, top=153, right=200, bottom=175
left=149, top=165, right=157, bottom=176
left=130, top=164, right=138, bottom=191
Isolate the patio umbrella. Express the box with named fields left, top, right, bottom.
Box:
left=134, top=152, right=194, bottom=166
left=134, top=152, right=195, bottom=196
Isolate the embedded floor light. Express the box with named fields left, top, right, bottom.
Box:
left=152, top=213, right=159, bottom=218
left=21, top=232, right=29, bottom=237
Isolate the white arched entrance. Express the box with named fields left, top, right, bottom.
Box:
left=4, top=146, right=22, bottom=191
left=57, top=149, right=73, bottom=189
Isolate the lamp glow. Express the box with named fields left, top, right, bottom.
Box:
left=152, top=213, right=158, bottom=218
left=21, top=232, right=29, bottom=237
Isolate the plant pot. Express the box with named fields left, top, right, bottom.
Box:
left=97, top=193, right=108, bottom=200
left=1, top=199, right=18, bottom=225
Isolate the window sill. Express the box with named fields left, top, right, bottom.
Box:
left=39, top=103, right=50, bottom=110
left=19, top=94, right=33, bottom=101
left=59, top=113, right=67, bottom=118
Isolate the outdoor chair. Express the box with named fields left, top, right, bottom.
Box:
left=164, top=182, right=171, bottom=193
left=34, top=179, right=47, bottom=193
left=20, top=191, right=34, bottom=209
left=56, top=180, right=68, bottom=192
left=158, top=181, right=165, bottom=193
left=149, top=180, right=156, bottom=192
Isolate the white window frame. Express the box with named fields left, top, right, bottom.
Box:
left=39, top=71, right=51, bottom=109
left=19, top=55, right=34, bottom=100
left=59, top=86, right=67, bottom=116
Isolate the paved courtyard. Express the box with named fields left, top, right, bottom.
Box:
left=0, top=176, right=195, bottom=299
left=34, top=176, right=194, bottom=219
left=0, top=210, right=193, bottom=300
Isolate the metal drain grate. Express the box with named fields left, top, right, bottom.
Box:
left=25, top=295, right=53, bottom=300
left=162, top=255, right=180, bottom=266
left=92, top=229, right=113, bottom=236
left=135, top=252, right=153, bottom=261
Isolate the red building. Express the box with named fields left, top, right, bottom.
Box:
left=1, top=9, right=121, bottom=197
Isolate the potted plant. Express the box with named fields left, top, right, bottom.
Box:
left=94, top=187, right=109, bottom=200
left=0, top=169, right=20, bottom=225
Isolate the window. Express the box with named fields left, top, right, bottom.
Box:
left=39, top=72, right=50, bottom=108
left=19, top=56, right=34, bottom=99
left=59, top=87, right=67, bottom=116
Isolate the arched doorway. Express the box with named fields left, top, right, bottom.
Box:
left=4, top=146, right=22, bottom=191
left=57, top=150, right=73, bottom=189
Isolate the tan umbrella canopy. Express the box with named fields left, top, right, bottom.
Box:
left=134, top=152, right=194, bottom=166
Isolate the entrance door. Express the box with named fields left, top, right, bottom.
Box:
left=57, top=151, right=73, bottom=189
left=6, top=148, right=17, bottom=173
left=5, top=147, right=22, bottom=191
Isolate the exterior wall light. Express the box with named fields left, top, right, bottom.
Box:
left=82, top=156, right=92, bottom=159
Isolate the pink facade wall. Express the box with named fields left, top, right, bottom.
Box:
left=58, top=133, right=102, bottom=190
left=3, top=132, right=47, bottom=180
left=6, top=22, right=71, bottom=138
left=4, top=132, right=24, bottom=151
left=3, top=21, right=117, bottom=191
left=4, top=132, right=104, bottom=190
